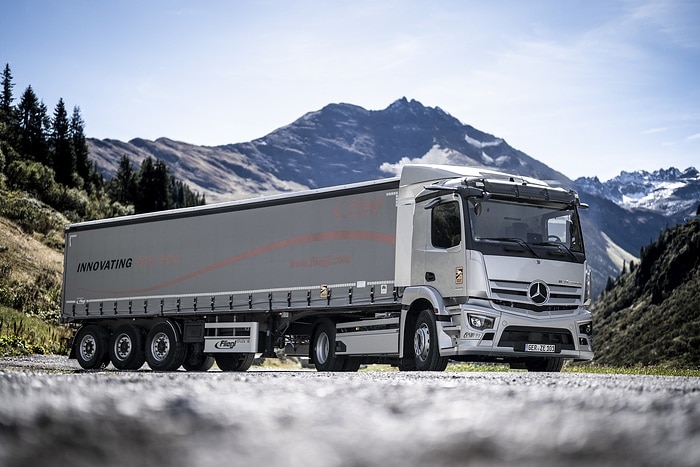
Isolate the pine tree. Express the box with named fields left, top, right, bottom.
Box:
left=51, top=98, right=74, bottom=185
left=0, top=63, right=19, bottom=146
left=152, top=159, right=171, bottom=211
left=135, top=157, right=157, bottom=213
left=17, top=86, right=50, bottom=164
left=0, top=64, right=13, bottom=118
left=108, top=154, right=137, bottom=205
left=70, top=106, right=91, bottom=186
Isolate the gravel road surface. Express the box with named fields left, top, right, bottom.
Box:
left=1, top=355, right=699, bottom=467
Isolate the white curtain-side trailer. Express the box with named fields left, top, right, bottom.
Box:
left=62, top=164, right=594, bottom=372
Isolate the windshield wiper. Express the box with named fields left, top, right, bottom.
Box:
left=534, top=241, right=579, bottom=261
left=480, top=237, right=541, bottom=258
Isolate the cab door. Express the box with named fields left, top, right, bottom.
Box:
left=421, top=196, right=466, bottom=297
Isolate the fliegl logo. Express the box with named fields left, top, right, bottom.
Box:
left=215, top=340, right=237, bottom=349
left=214, top=339, right=249, bottom=349
left=332, top=196, right=384, bottom=218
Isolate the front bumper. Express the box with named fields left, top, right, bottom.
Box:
left=438, top=301, right=594, bottom=361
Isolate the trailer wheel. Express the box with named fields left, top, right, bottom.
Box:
left=183, top=343, right=215, bottom=372
left=412, top=309, right=449, bottom=371
left=215, top=353, right=254, bottom=372
left=312, top=320, right=344, bottom=372
left=75, top=325, right=110, bottom=370
left=525, top=357, right=564, bottom=372
left=145, top=321, right=186, bottom=371
left=109, top=324, right=146, bottom=370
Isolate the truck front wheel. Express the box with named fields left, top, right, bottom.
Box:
left=412, top=309, right=448, bottom=371
left=145, top=321, right=186, bottom=371
left=109, top=324, right=146, bottom=370
left=75, top=325, right=110, bottom=370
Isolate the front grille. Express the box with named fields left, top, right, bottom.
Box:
left=489, top=279, right=581, bottom=312
left=498, top=326, right=575, bottom=350
left=492, top=300, right=578, bottom=312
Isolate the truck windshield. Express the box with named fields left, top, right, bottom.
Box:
left=466, top=198, right=584, bottom=259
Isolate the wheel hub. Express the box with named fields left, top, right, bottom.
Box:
left=316, top=332, right=330, bottom=365
left=414, top=323, right=431, bottom=363
left=151, top=332, right=170, bottom=361
left=115, top=334, right=132, bottom=360
left=80, top=335, right=96, bottom=361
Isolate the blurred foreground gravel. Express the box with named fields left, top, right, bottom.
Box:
left=1, top=355, right=699, bottom=467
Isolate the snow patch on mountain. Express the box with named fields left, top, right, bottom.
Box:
left=379, top=145, right=482, bottom=176
left=465, top=133, right=503, bottom=149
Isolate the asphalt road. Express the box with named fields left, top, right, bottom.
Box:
left=0, top=355, right=699, bottom=467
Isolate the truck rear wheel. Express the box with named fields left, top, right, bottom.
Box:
left=75, top=325, right=110, bottom=370
left=312, top=320, right=345, bottom=372
left=215, top=353, right=254, bottom=371
left=525, top=357, right=564, bottom=372
left=412, top=309, right=448, bottom=371
left=145, top=321, right=186, bottom=371
left=109, top=324, right=146, bottom=370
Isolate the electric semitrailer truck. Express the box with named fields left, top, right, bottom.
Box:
left=62, top=164, right=594, bottom=372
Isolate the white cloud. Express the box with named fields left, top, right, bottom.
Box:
left=642, top=128, right=667, bottom=134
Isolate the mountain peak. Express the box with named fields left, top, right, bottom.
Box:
left=384, top=97, right=448, bottom=118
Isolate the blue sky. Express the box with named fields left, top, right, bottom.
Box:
left=2, top=0, right=698, bottom=180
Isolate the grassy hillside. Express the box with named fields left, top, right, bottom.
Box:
left=0, top=201, right=70, bottom=356
left=591, top=219, right=700, bottom=368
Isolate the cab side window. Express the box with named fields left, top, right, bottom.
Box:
left=431, top=201, right=461, bottom=248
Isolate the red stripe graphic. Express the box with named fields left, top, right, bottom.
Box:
left=76, top=230, right=395, bottom=296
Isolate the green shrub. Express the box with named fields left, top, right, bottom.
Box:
left=0, top=193, right=65, bottom=236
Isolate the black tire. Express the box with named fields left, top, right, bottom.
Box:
left=525, top=357, right=564, bottom=372
left=75, top=325, right=110, bottom=370
left=215, top=353, right=254, bottom=372
left=412, top=309, right=449, bottom=371
left=145, top=320, right=186, bottom=371
left=109, top=324, right=146, bottom=370
left=312, top=320, right=344, bottom=372
left=183, top=343, right=215, bottom=372
left=341, top=357, right=362, bottom=372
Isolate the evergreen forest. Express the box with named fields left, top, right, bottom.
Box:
left=0, top=63, right=205, bottom=230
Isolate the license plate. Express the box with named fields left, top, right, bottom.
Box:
left=526, top=343, right=556, bottom=353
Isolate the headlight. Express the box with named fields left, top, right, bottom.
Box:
left=468, top=314, right=494, bottom=330
left=583, top=266, right=592, bottom=306
left=579, top=322, right=593, bottom=335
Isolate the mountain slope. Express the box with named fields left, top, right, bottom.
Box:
left=86, top=98, right=669, bottom=297
left=592, top=220, right=700, bottom=368
left=88, top=98, right=572, bottom=202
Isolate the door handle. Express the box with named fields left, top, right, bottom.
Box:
left=425, top=272, right=436, bottom=282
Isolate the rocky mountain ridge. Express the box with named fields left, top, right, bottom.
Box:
left=86, top=98, right=686, bottom=297
left=574, top=167, right=699, bottom=220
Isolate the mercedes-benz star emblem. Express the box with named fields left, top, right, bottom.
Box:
left=528, top=280, right=550, bottom=305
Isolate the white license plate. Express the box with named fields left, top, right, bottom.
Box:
left=526, top=343, right=556, bottom=353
